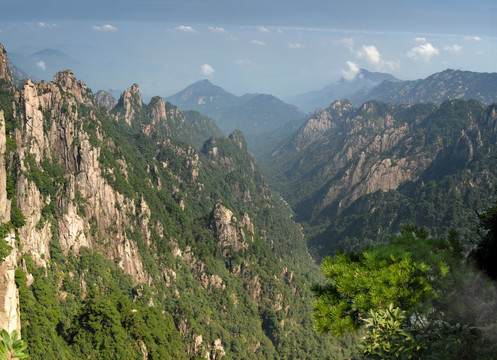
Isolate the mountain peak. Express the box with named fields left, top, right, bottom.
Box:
left=0, top=43, right=13, bottom=84
left=341, top=68, right=400, bottom=84
left=52, top=70, right=89, bottom=103
left=165, top=79, right=239, bottom=110
left=115, top=83, right=144, bottom=126
left=95, top=90, right=117, bottom=110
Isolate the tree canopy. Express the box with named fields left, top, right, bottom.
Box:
left=313, top=225, right=497, bottom=359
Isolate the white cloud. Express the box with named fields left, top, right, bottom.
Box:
left=256, top=26, right=270, bottom=33
left=358, top=45, right=381, bottom=65
left=407, top=42, right=439, bottom=61
left=342, top=61, right=360, bottom=81
left=208, top=26, right=237, bottom=40
left=465, top=35, right=482, bottom=41
left=93, top=24, right=118, bottom=32
left=251, top=40, right=266, bottom=46
left=38, top=22, right=58, bottom=29
left=415, top=37, right=427, bottom=43
left=201, top=63, right=215, bottom=75
left=175, top=25, right=195, bottom=33
left=36, top=61, right=46, bottom=71
left=288, top=42, right=304, bottom=49
left=208, top=26, right=225, bottom=33
left=444, top=44, right=462, bottom=53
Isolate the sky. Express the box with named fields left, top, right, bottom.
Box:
left=0, top=0, right=496, bottom=100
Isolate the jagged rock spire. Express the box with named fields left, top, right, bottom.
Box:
left=52, top=70, right=89, bottom=104
left=116, top=83, right=143, bottom=126
left=0, top=43, right=13, bottom=84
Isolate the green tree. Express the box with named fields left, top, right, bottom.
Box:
left=0, top=330, right=28, bottom=360
left=312, top=226, right=496, bottom=359
left=312, top=227, right=450, bottom=336
left=0, top=223, right=12, bottom=263
left=471, top=200, right=497, bottom=280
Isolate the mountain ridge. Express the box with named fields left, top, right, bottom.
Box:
left=165, top=79, right=306, bottom=153
left=285, top=68, right=401, bottom=112
left=355, top=68, right=497, bottom=105
left=0, top=43, right=349, bottom=359
left=262, top=98, right=497, bottom=257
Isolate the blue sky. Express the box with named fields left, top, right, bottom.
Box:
left=0, top=0, right=495, bottom=99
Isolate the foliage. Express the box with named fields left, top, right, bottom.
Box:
left=471, top=199, right=497, bottom=279
left=313, top=226, right=497, bottom=358
left=312, top=227, right=451, bottom=335
left=9, top=198, right=25, bottom=229
left=0, top=224, right=12, bottom=263
left=6, top=68, right=354, bottom=359
left=360, top=304, right=418, bottom=359
left=0, top=330, right=28, bottom=360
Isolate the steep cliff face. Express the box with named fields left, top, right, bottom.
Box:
left=95, top=90, right=117, bottom=110
left=0, top=46, right=20, bottom=335
left=0, top=108, right=20, bottom=334
left=211, top=202, right=254, bottom=255
left=14, top=72, right=147, bottom=281
left=0, top=44, right=12, bottom=83
left=115, top=83, right=143, bottom=126
left=0, top=111, right=9, bottom=222
left=0, top=42, right=349, bottom=359
left=264, top=98, right=495, bottom=256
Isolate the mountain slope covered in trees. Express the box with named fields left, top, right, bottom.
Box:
left=0, top=43, right=354, bottom=359
left=262, top=98, right=497, bottom=257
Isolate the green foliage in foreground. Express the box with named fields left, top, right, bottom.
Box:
left=471, top=199, right=497, bottom=280
left=0, top=330, right=28, bottom=360
left=313, top=225, right=497, bottom=359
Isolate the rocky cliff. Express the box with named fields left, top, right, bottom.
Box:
left=0, top=43, right=342, bottom=359
left=0, top=44, right=12, bottom=84
left=264, top=98, right=497, bottom=256
left=95, top=90, right=117, bottom=110
left=0, top=45, right=20, bottom=335
left=16, top=71, right=147, bottom=280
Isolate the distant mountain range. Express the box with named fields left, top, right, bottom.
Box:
left=358, top=69, right=497, bottom=105
left=285, top=68, right=497, bottom=112
left=165, top=80, right=306, bottom=150
left=285, top=69, right=401, bottom=112
left=8, top=48, right=81, bottom=81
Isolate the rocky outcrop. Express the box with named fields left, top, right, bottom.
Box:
left=206, top=339, right=226, bottom=360
left=0, top=111, right=9, bottom=222
left=0, top=231, right=20, bottom=334
left=147, top=96, right=167, bottom=123
left=115, top=83, right=143, bottom=126
left=95, top=90, right=117, bottom=110
left=13, top=72, right=148, bottom=282
left=0, top=102, right=20, bottom=334
left=0, top=44, right=12, bottom=83
left=211, top=203, right=254, bottom=255
left=53, top=70, right=92, bottom=105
